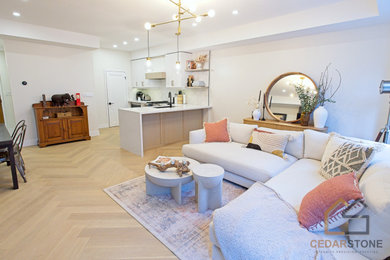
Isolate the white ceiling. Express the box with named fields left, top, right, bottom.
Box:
left=0, top=0, right=346, bottom=51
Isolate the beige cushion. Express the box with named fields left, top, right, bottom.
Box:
left=250, top=131, right=289, bottom=158
left=229, top=123, right=256, bottom=144
left=258, top=127, right=304, bottom=159
left=182, top=142, right=297, bottom=183
left=303, top=130, right=330, bottom=160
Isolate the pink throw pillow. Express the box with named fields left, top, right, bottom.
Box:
left=204, top=118, right=230, bottom=143
left=298, top=172, right=365, bottom=232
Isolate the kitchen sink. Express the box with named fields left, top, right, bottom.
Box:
left=153, top=105, right=175, bottom=109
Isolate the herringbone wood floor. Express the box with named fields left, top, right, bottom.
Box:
left=0, top=127, right=185, bottom=260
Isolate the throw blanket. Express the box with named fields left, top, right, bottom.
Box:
left=213, top=182, right=334, bottom=260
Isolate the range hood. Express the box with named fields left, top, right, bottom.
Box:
left=145, top=72, right=166, bottom=79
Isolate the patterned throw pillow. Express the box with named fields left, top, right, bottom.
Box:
left=320, top=139, right=375, bottom=180
left=247, top=130, right=289, bottom=158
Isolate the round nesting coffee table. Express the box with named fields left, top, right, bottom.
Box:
left=192, top=164, right=225, bottom=213
left=145, top=157, right=200, bottom=205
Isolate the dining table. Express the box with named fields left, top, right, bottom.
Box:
left=0, top=124, right=18, bottom=189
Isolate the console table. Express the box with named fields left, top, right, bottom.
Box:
left=33, top=101, right=91, bottom=147
left=243, top=118, right=327, bottom=133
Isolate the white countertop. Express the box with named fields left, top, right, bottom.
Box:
left=119, top=104, right=211, bottom=114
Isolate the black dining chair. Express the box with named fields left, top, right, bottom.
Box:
left=0, top=120, right=27, bottom=182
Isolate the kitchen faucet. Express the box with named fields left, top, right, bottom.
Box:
left=168, top=92, right=172, bottom=108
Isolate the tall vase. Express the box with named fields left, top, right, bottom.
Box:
left=313, top=106, right=328, bottom=128
left=300, top=112, right=310, bottom=126
left=252, top=108, right=261, bottom=121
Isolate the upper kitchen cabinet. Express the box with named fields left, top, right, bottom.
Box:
left=165, top=52, right=191, bottom=88
left=131, top=56, right=166, bottom=88
left=131, top=59, right=146, bottom=88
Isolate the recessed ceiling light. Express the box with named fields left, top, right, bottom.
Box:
left=208, top=9, right=215, bottom=18
left=290, top=93, right=294, bottom=98
left=123, top=41, right=128, bottom=45
left=12, top=12, right=21, bottom=17
left=113, top=44, right=118, bottom=48
left=282, top=89, right=286, bottom=93
left=232, top=10, right=239, bottom=15
left=192, top=22, right=197, bottom=27
left=134, top=37, right=140, bottom=42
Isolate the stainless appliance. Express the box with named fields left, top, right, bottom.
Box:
left=130, top=100, right=169, bottom=108
left=136, top=91, right=145, bottom=101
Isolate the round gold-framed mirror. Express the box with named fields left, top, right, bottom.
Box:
left=265, top=72, right=318, bottom=123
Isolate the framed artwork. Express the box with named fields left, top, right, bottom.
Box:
left=186, top=60, right=197, bottom=70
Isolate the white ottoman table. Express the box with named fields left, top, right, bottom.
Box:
left=192, top=164, right=225, bottom=213
left=145, top=157, right=200, bottom=205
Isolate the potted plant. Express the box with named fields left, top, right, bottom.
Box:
left=294, top=83, right=317, bottom=126
left=314, top=64, right=342, bottom=128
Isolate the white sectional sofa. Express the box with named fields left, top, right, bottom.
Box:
left=182, top=123, right=390, bottom=260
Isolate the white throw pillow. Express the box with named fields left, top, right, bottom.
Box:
left=250, top=131, right=289, bottom=158
left=303, top=130, right=330, bottom=160
left=229, top=123, right=256, bottom=144
left=258, top=127, right=304, bottom=159
left=348, top=161, right=390, bottom=259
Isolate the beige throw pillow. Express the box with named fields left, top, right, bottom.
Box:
left=250, top=131, right=289, bottom=158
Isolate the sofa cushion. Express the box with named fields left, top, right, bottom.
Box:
left=229, top=122, right=256, bottom=144
left=304, top=130, right=330, bottom=160
left=348, top=160, right=390, bottom=260
left=258, top=127, right=304, bottom=159
left=182, top=142, right=297, bottom=183
left=321, top=135, right=375, bottom=180
left=265, top=159, right=325, bottom=211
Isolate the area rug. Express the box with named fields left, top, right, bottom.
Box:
left=104, top=176, right=246, bottom=260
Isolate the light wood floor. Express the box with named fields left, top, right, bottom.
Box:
left=0, top=127, right=186, bottom=260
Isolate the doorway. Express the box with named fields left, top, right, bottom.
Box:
left=106, top=71, right=128, bottom=127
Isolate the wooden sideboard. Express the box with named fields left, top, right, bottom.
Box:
left=33, top=102, right=91, bottom=147
left=243, top=118, right=328, bottom=133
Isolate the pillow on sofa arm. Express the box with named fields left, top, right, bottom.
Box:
left=298, top=172, right=365, bottom=232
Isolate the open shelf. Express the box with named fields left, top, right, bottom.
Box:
left=185, top=69, right=209, bottom=72
left=185, top=86, right=209, bottom=89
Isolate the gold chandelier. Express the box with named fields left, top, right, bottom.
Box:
left=144, top=0, right=215, bottom=69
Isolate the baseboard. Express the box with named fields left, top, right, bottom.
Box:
left=23, top=138, right=37, bottom=147
left=90, top=129, right=100, bottom=137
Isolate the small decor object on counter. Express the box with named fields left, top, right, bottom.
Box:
left=248, top=90, right=262, bottom=121
left=51, top=93, right=71, bottom=106
left=42, top=94, right=47, bottom=107
left=148, top=156, right=191, bottom=177
left=76, top=93, right=81, bottom=106
left=294, top=80, right=317, bottom=126
left=195, top=54, right=208, bottom=69
left=177, top=90, right=183, bottom=104
left=314, top=64, right=342, bottom=128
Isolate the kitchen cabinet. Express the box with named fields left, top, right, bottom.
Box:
left=131, top=57, right=166, bottom=88
left=131, top=59, right=146, bottom=88
left=165, top=52, right=191, bottom=88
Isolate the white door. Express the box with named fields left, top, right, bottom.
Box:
left=106, top=71, right=128, bottom=127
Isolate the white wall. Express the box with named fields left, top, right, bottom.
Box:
left=209, top=22, right=390, bottom=140
left=0, top=50, right=16, bottom=131
left=2, top=39, right=131, bottom=146
left=3, top=39, right=97, bottom=145
left=92, top=49, right=131, bottom=129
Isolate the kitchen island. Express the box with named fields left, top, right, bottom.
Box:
left=119, top=104, right=211, bottom=156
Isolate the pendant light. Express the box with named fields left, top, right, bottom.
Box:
left=146, top=30, right=152, bottom=67
left=175, top=34, right=181, bottom=70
